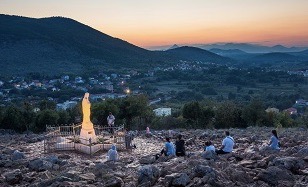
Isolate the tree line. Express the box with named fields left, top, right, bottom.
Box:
left=0, top=95, right=306, bottom=133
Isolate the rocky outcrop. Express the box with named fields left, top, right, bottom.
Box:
left=3, top=169, right=23, bottom=185
left=138, top=165, right=160, bottom=185
left=0, top=127, right=307, bottom=186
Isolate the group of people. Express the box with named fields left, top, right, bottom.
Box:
left=106, top=125, right=281, bottom=162
left=156, top=129, right=281, bottom=159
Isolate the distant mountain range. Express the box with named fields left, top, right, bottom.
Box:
left=150, top=43, right=308, bottom=53
left=197, top=43, right=307, bottom=53
left=166, top=46, right=233, bottom=64
left=0, top=14, right=238, bottom=75
left=0, top=14, right=307, bottom=76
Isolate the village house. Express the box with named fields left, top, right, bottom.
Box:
left=153, top=107, right=172, bottom=116
left=265, top=107, right=279, bottom=113
left=56, top=101, right=78, bottom=110
left=284, top=107, right=298, bottom=115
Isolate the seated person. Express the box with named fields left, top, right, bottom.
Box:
left=202, top=141, right=217, bottom=160
left=160, top=137, right=176, bottom=157
left=215, top=131, right=234, bottom=155
left=204, top=141, right=215, bottom=152
left=107, top=145, right=119, bottom=161
left=268, top=129, right=280, bottom=150
left=175, top=134, right=185, bottom=156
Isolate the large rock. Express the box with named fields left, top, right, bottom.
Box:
left=224, top=165, right=253, bottom=184
left=139, top=155, right=156, bottom=165
left=62, top=170, right=82, bottom=181
left=93, top=163, right=107, bottom=176
left=12, top=150, right=25, bottom=160
left=259, top=146, right=280, bottom=156
left=0, top=154, right=8, bottom=160
left=28, top=158, right=53, bottom=172
left=201, top=151, right=217, bottom=160
left=257, top=166, right=294, bottom=186
left=296, top=147, right=308, bottom=157
left=138, top=165, right=160, bottom=185
left=44, top=155, right=59, bottom=164
left=193, top=165, right=216, bottom=179
left=79, top=173, right=96, bottom=181
left=3, top=169, right=23, bottom=185
left=165, top=173, right=190, bottom=187
left=104, top=176, right=124, bottom=187
left=270, top=157, right=305, bottom=174
left=2, top=147, right=14, bottom=154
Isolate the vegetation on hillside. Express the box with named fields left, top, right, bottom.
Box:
left=0, top=95, right=306, bottom=133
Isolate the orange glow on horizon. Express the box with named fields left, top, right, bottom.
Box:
left=1, top=0, right=308, bottom=48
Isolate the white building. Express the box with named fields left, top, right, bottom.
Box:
left=57, top=101, right=78, bottom=110
left=153, top=108, right=171, bottom=116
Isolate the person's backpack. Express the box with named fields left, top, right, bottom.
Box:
left=278, top=141, right=281, bottom=147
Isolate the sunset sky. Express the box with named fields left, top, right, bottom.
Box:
left=1, top=0, right=308, bottom=48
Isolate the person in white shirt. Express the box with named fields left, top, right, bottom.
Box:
left=215, top=131, right=234, bottom=154
left=107, top=112, right=115, bottom=134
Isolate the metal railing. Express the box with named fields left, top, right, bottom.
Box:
left=44, top=124, right=126, bottom=155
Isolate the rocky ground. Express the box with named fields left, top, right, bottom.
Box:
left=0, top=127, right=307, bottom=187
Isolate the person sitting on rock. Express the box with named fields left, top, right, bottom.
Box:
left=107, top=145, right=118, bottom=161
left=175, top=134, right=186, bottom=156
left=161, top=137, right=176, bottom=157
left=202, top=141, right=217, bottom=160
left=215, top=131, right=234, bottom=154
left=204, top=141, right=215, bottom=152
left=268, top=129, right=280, bottom=150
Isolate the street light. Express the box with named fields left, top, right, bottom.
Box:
left=125, top=88, right=130, bottom=94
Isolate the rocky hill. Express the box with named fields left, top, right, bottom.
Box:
left=0, top=127, right=307, bottom=186
left=0, top=14, right=178, bottom=75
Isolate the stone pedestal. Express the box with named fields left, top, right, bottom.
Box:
left=80, top=129, right=96, bottom=145
left=80, top=122, right=97, bottom=144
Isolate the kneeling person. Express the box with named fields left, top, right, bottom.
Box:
left=107, top=145, right=119, bottom=161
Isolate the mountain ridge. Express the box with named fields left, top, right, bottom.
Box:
left=166, top=46, right=233, bottom=64
left=0, top=14, right=178, bottom=75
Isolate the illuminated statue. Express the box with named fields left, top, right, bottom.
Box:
left=80, top=93, right=96, bottom=144
left=82, top=93, right=91, bottom=125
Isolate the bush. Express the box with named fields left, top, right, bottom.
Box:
left=34, top=110, right=59, bottom=132
left=151, top=116, right=186, bottom=130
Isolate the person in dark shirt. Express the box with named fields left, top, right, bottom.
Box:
left=175, top=134, right=186, bottom=156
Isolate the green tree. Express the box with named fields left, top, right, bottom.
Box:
left=1, top=106, right=26, bottom=132
left=182, top=101, right=202, bottom=127
left=118, top=95, right=150, bottom=130
left=57, top=110, right=70, bottom=125
left=274, top=112, right=294, bottom=127
left=214, top=101, right=245, bottom=128
left=242, top=99, right=267, bottom=126
left=67, top=104, right=82, bottom=123
left=34, top=110, right=59, bottom=132
left=22, top=102, right=36, bottom=131
left=39, top=100, right=56, bottom=110
left=91, top=99, right=119, bottom=126
left=200, top=107, right=215, bottom=128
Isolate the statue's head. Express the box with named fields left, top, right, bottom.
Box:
left=84, top=92, right=89, bottom=99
